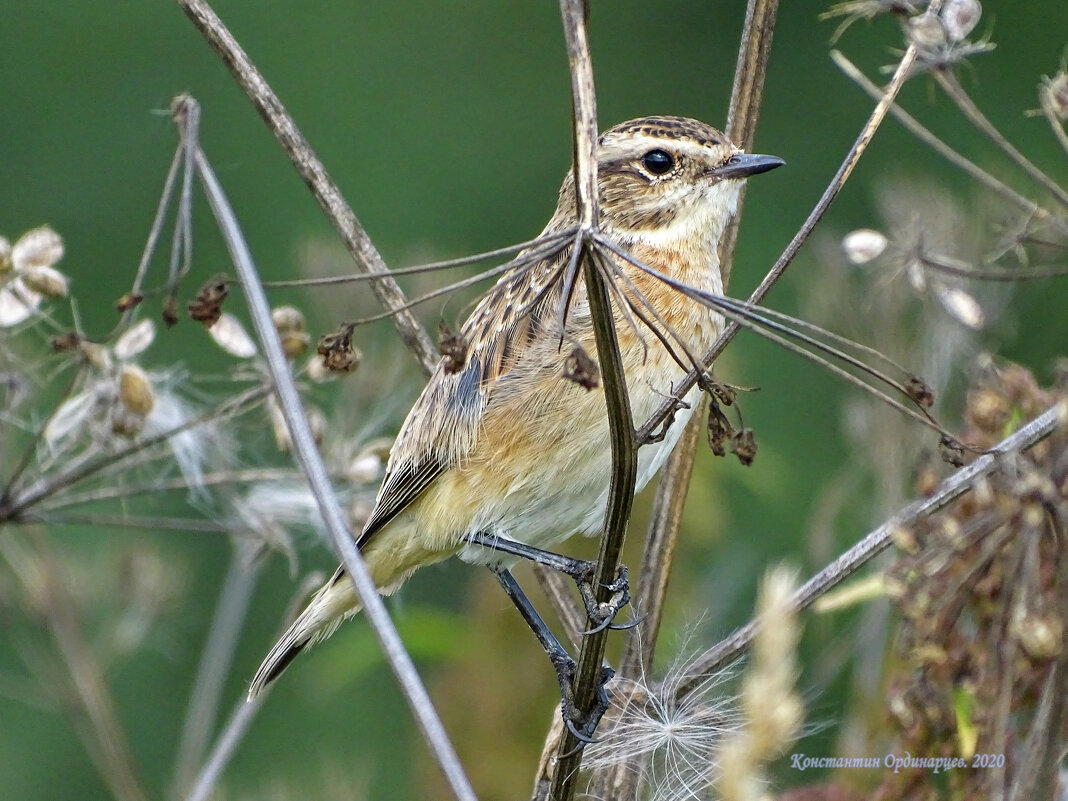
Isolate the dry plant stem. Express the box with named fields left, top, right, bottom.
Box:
left=549, top=0, right=642, bottom=796
left=261, top=230, right=574, bottom=288
left=718, top=0, right=780, bottom=284
left=181, top=573, right=323, bottom=801
left=1, top=535, right=150, bottom=801
left=26, top=513, right=231, bottom=534
left=674, top=402, right=1067, bottom=698
left=184, top=698, right=261, bottom=801
left=636, top=37, right=925, bottom=445
left=832, top=51, right=1045, bottom=220
left=190, top=132, right=476, bottom=801
left=34, top=467, right=312, bottom=513
left=598, top=5, right=778, bottom=796
left=934, top=70, right=1068, bottom=211
left=625, top=0, right=779, bottom=676
left=171, top=546, right=257, bottom=799
left=175, top=0, right=438, bottom=375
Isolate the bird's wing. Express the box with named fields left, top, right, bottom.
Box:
left=353, top=241, right=568, bottom=552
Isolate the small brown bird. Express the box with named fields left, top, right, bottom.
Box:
left=250, top=116, right=782, bottom=730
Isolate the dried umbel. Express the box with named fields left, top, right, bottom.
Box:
left=878, top=363, right=1068, bottom=799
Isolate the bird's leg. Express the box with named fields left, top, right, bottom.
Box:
left=490, top=564, right=612, bottom=744
left=466, top=531, right=631, bottom=631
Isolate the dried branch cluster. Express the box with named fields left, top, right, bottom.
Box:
left=878, top=365, right=1068, bottom=801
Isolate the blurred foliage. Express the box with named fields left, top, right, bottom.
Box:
left=1, top=1, right=1066, bottom=800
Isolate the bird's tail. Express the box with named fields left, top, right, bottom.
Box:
left=247, top=570, right=360, bottom=700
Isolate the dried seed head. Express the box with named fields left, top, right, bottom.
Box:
left=1012, top=612, right=1062, bottom=660
left=80, top=341, right=112, bottom=371
left=941, top=0, right=981, bottom=43
left=115, top=292, right=144, bottom=312
left=271, top=308, right=307, bottom=361
left=1043, top=72, right=1068, bottom=120
left=162, top=295, right=180, bottom=328
left=562, top=346, right=599, bottom=390
left=11, top=225, right=64, bottom=271
left=438, top=321, right=468, bottom=375
left=21, top=264, right=69, bottom=299
left=966, top=387, right=1011, bottom=433
left=119, top=365, right=155, bottom=415
left=906, top=376, right=936, bottom=408
left=317, top=324, right=361, bottom=373
left=51, top=331, right=83, bottom=353
left=706, top=401, right=733, bottom=457
left=271, top=305, right=306, bottom=334
left=731, top=428, right=758, bottom=466
left=842, top=228, right=889, bottom=264
left=908, top=11, right=947, bottom=50
left=111, top=407, right=147, bottom=438
left=188, top=279, right=229, bottom=326
left=939, top=435, right=966, bottom=467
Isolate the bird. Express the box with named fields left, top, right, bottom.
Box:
left=249, top=116, right=783, bottom=730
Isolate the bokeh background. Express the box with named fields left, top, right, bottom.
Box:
left=1, top=2, right=1065, bottom=799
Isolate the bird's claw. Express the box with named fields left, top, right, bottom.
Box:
left=576, top=565, right=631, bottom=636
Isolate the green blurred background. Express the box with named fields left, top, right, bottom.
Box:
left=1, top=2, right=1065, bottom=799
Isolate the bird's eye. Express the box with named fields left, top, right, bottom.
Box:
left=641, top=149, right=675, bottom=176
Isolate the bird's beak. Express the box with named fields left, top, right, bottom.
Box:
left=711, top=153, right=785, bottom=180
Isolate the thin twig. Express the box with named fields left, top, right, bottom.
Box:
left=934, top=70, right=1068, bottom=210
left=186, top=104, right=477, bottom=801
left=718, top=0, right=781, bottom=286
left=171, top=545, right=258, bottom=799
left=636, top=34, right=927, bottom=445
left=550, top=0, right=641, bottom=792
left=832, top=50, right=1046, bottom=219
left=673, top=402, right=1067, bottom=698
left=260, top=230, right=574, bottom=288
left=181, top=573, right=324, bottom=801
left=174, top=0, right=438, bottom=374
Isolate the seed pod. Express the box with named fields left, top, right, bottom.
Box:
left=21, top=264, right=69, bottom=299
left=941, top=0, right=981, bottom=43
left=119, top=365, right=155, bottom=415
left=842, top=229, right=888, bottom=264
left=908, top=11, right=947, bottom=50
left=562, top=346, right=598, bottom=390
left=12, top=226, right=64, bottom=270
